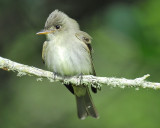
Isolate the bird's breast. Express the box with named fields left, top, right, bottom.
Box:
left=44, top=37, right=92, bottom=76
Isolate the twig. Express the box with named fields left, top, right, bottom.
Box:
left=0, top=56, right=160, bottom=89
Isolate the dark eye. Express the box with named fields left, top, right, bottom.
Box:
left=55, top=25, right=61, bottom=29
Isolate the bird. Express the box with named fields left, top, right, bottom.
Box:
left=37, top=10, right=99, bottom=119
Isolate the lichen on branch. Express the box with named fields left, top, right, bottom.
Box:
left=0, top=56, right=160, bottom=89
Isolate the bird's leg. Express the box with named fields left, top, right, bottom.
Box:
left=53, top=72, right=57, bottom=81
left=76, top=73, right=83, bottom=86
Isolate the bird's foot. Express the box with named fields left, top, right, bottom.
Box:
left=76, top=73, right=83, bottom=86
left=53, top=72, right=57, bottom=81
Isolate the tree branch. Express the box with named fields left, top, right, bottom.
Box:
left=0, top=56, right=160, bottom=89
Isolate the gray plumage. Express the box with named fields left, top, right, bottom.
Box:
left=39, top=10, right=99, bottom=119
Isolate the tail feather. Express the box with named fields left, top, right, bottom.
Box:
left=75, top=87, right=99, bottom=119
left=76, top=96, right=88, bottom=119
left=84, top=88, right=99, bottom=118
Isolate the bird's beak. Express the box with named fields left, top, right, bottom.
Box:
left=36, top=29, right=54, bottom=35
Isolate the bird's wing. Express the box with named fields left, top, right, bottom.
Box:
left=42, top=41, right=47, bottom=64
left=75, top=31, right=95, bottom=75
left=75, top=31, right=92, bottom=51
left=75, top=31, right=97, bottom=93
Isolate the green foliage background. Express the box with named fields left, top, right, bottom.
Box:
left=0, top=0, right=160, bottom=127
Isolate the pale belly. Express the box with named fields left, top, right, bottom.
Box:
left=44, top=40, right=93, bottom=76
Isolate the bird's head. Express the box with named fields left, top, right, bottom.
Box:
left=37, top=10, right=79, bottom=37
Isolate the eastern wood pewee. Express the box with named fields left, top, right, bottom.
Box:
left=37, top=10, right=99, bottom=119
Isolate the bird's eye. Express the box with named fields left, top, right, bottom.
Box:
left=55, top=25, right=61, bottom=29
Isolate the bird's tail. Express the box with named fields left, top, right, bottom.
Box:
left=75, top=87, right=99, bottom=119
